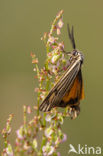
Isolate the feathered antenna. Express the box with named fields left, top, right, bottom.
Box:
left=67, top=24, right=76, bottom=49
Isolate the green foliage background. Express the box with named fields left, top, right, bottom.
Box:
left=0, top=0, right=103, bottom=155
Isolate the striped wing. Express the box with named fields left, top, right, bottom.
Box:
left=61, top=69, right=84, bottom=106
left=39, top=58, right=81, bottom=112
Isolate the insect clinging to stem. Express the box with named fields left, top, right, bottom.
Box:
left=39, top=24, right=84, bottom=119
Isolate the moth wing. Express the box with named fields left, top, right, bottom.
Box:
left=78, top=69, right=84, bottom=100
left=62, top=69, right=84, bottom=104
left=39, top=60, right=81, bottom=112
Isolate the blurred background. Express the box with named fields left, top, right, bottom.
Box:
left=0, top=0, right=103, bottom=155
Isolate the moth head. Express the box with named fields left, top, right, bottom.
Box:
left=71, top=50, right=78, bottom=56
left=71, top=50, right=84, bottom=64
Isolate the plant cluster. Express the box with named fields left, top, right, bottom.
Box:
left=1, top=10, right=72, bottom=156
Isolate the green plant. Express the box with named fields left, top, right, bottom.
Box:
left=1, top=10, right=73, bottom=156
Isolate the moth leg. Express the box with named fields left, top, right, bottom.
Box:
left=68, top=105, right=80, bottom=119
left=62, top=50, right=72, bottom=56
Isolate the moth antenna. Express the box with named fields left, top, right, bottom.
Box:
left=67, top=24, right=76, bottom=49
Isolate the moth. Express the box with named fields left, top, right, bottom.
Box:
left=39, top=24, right=84, bottom=119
